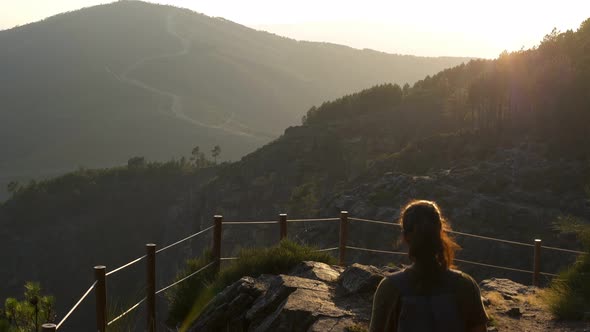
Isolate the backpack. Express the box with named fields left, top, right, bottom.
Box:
left=389, top=269, right=465, bottom=332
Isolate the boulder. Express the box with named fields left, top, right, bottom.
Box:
left=338, top=263, right=385, bottom=294
left=188, top=263, right=367, bottom=332
left=290, top=261, right=343, bottom=283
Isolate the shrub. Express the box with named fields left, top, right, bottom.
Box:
left=545, top=216, right=590, bottom=320
left=166, top=251, right=215, bottom=326
left=168, top=240, right=336, bottom=328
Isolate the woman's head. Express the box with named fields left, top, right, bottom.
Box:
left=400, top=200, right=460, bottom=271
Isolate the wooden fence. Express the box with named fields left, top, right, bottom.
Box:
left=40, top=212, right=585, bottom=331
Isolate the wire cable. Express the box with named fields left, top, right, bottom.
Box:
left=155, top=262, right=215, bottom=295
left=107, top=298, right=146, bottom=326
left=539, top=271, right=560, bottom=277
left=223, top=221, right=278, bottom=225
left=316, top=247, right=339, bottom=252
left=56, top=281, right=97, bottom=330
left=288, top=218, right=340, bottom=222
left=540, top=245, right=586, bottom=255
left=454, top=258, right=535, bottom=274
left=106, top=255, right=146, bottom=277
left=349, top=217, right=584, bottom=255
left=346, top=245, right=408, bottom=256
left=349, top=218, right=400, bottom=227
left=446, top=230, right=535, bottom=248
left=156, top=225, right=214, bottom=254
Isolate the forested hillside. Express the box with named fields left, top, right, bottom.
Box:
left=1, top=18, right=589, bottom=330
left=0, top=0, right=469, bottom=200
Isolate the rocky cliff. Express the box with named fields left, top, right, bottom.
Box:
left=189, top=261, right=589, bottom=332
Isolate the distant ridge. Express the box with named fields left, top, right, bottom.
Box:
left=0, top=0, right=470, bottom=189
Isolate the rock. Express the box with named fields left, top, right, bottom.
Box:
left=505, top=307, right=523, bottom=318
left=190, top=276, right=270, bottom=332
left=290, top=261, right=342, bottom=283
left=338, top=263, right=384, bottom=294
left=480, top=278, right=532, bottom=297
left=189, top=263, right=362, bottom=332
left=487, top=327, right=498, bottom=332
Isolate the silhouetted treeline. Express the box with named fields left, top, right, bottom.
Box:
left=303, top=20, right=590, bottom=157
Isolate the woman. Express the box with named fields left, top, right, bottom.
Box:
left=369, top=200, right=488, bottom=332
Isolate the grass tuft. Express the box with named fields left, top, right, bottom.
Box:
left=544, top=216, right=590, bottom=320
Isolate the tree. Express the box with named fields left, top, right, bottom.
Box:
left=127, top=156, right=146, bottom=169
left=2, top=282, right=55, bottom=331
left=402, top=82, right=410, bottom=96
left=190, top=145, right=210, bottom=168
left=190, top=146, right=202, bottom=168
left=211, top=145, right=221, bottom=164
left=6, top=181, right=20, bottom=196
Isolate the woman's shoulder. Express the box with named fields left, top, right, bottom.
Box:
left=377, top=270, right=406, bottom=289
left=447, top=269, right=481, bottom=291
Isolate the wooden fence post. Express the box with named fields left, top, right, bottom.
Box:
left=213, top=215, right=223, bottom=274
left=146, top=243, right=156, bottom=332
left=94, top=265, right=107, bottom=332
left=41, top=323, right=56, bottom=331
left=339, top=211, right=348, bottom=266
left=533, top=239, right=542, bottom=287
left=279, top=213, right=287, bottom=241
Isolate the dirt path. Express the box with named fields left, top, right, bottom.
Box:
left=107, top=12, right=261, bottom=138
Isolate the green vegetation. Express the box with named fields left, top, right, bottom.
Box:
left=167, top=240, right=336, bottom=328
left=166, top=251, right=216, bottom=327
left=545, top=216, right=590, bottom=320
left=0, top=282, right=55, bottom=332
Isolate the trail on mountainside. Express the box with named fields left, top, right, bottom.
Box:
left=108, top=12, right=264, bottom=139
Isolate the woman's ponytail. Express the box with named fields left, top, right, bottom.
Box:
left=400, top=200, right=460, bottom=275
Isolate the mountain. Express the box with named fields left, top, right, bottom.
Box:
left=1, top=16, right=589, bottom=330
left=0, top=0, right=470, bottom=199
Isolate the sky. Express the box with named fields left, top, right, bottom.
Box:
left=1, top=0, right=589, bottom=58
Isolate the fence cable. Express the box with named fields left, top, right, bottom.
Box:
left=316, top=247, right=339, bottom=252
left=345, top=246, right=560, bottom=277
left=540, top=245, right=586, bottom=255
left=347, top=217, right=585, bottom=255
left=453, top=258, right=543, bottom=275
left=56, top=281, right=97, bottom=330
left=106, top=255, right=146, bottom=277
left=107, top=297, right=146, bottom=326
left=349, top=218, right=400, bottom=227
left=220, top=257, right=238, bottom=261
left=223, top=221, right=278, bottom=225
left=288, top=218, right=340, bottom=222
left=155, top=262, right=215, bottom=295
left=539, top=271, right=560, bottom=277
left=156, top=225, right=214, bottom=254
left=346, top=245, right=408, bottom=256
left=447, top=230, right=535, bottom=247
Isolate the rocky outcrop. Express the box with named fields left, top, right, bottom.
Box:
left=189, top=261, right=393, bottom=332
left=190, top=262, right=589, bottom=332
left=481, top=278, right=589, bottom=332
